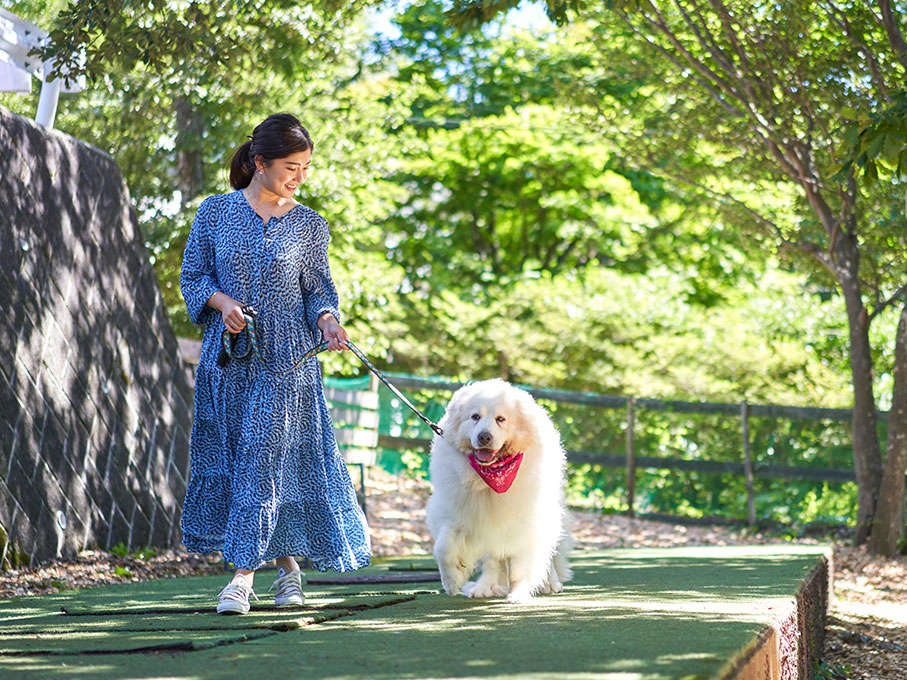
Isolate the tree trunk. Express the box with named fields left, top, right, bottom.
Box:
left=869, top=300, right=907, bottom=555
left=174, top=95, right=205, bottom=207
left=835, top=233, right=884, bottom=544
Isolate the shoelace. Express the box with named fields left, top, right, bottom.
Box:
left=218, top=582, right=260, bottom=603
left=267, top=570, right=303, bottom=599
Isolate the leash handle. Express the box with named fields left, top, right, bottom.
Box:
left=219, top=306, right=330, bottom=376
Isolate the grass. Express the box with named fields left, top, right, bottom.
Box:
left=0, top=546, right=829, bottom=680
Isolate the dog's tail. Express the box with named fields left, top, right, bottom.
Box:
left=554, top=530, right=574, bottom=583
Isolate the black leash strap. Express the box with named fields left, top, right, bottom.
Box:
left=217, top=307, right=444, bottom=436
left=342, top=341, right=445, bottom=437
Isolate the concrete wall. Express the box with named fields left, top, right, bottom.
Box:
left=0, top=106, right=194, bottom=566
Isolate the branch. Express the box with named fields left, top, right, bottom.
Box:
left=641, top=4, right=745, bottom=103
left=820, top=0, right=890, bottom=96
left=553, top=236, right=582, bottom=270
left=704, top=0, right=776, bottom=104
left=620, top=2, right=846, bottom=261
left=620, top=12, right=745, bottom=117
left=877, top=0, right=907, bottom=71
left=672, top=0, right=735, bottom=75
left=634, top=156, right=837, bottom=275
left=632, top=4, right=810, bottom=176
left=869, top=284, right=907, bottom=322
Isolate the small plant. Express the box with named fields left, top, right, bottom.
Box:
left=131, top=547, right=158, bottom=561
left=108, top=543, right=158, bottom=560
left=814, top=660, right=852, bottom=679
left=114, top=566, right=132, bottom=578
left=109, top=542, right=130, bottom=558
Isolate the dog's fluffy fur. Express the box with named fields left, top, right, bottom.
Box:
left=425, top=379, right=572, bottom=603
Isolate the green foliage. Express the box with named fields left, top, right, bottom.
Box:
left=108, top=543, right=130, bottom=558
left=384, top=105, right=654, bottom=287
left=113, top=566, right=133, bottom=578
left=836, top=91, right=907, bottom=184
left=813, top=661, right=853, bottom=680
left=108, top=543, right=157, bottom=561
left=32, top=0, right=377, bottom=82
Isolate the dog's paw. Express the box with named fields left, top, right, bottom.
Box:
left=537, top=578, right=563, bottom=595
left=460, top=580, right=478, bottom=596
left=505, top=584, right=533, bottom=604
left=464, top=581, right=507, bottom=598
left=440, top=566, right=468, bottom=596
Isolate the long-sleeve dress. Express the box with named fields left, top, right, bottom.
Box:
left=179, top=190, right=370, bottom=571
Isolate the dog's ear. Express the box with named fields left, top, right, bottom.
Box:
left=440, top=384, right=472, bottom=432
left=508, top=387, right=551, bottom=451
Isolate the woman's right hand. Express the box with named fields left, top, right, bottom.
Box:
left=221, top=299, right=248, bottom=334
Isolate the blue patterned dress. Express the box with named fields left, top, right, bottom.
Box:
left=179, top=190, right=370, bottom=571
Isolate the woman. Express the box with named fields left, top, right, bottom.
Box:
left=179, top=113, right=370, bottom=615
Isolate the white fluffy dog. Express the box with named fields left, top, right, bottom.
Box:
left=425, top=378, right=572, bottom=603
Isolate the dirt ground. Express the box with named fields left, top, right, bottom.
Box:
left=2, top=469, right=905, bottom=679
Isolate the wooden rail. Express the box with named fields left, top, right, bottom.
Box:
left=383, top=373, right=889, bottom=422
left=379, top=373, right=893, bottom=525
left=377, top=435, right=858, bottom=483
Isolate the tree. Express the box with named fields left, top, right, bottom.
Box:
left=449, top=0, right=907, bottom=551
left=23, top=0, right=379, bottom=206
left=5, top=0, right=405, bottom=347
left=378, top=10, right=757, bottom=303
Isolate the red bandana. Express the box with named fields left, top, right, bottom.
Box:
left=468, top=452, right=524, bottom=493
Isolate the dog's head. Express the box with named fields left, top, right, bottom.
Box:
left=441, top=379, right=540, bottom=466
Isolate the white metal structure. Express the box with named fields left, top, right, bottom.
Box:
left=0, top=8, right=83, bottom=129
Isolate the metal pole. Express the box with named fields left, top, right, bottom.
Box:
left=35, top=59, right=61, bottom=128
left=626, top=397, right=636, bottom=517
left=742, top=401, right=756, bottom=526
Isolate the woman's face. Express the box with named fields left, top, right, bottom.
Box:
left=256, top=149, right=312, bottom=198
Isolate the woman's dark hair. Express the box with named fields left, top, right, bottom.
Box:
left=229, top=113, right=314, bottom=189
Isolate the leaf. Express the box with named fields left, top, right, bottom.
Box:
left=862, top=159, right=878, bottom=186
left=882, top=133, right=904, bottom=164
left=864, top=131, right=886, bottom=161
left=841, top=123, right=860, bottom=149
left=838, top=106, right=860, bottom=120
left=831, top=160, right=853, bottom=184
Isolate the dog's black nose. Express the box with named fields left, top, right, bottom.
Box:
left=476, top=430, right=492, bottom=446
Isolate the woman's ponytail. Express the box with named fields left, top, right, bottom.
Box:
left=229, top=140, right=254, bottom=189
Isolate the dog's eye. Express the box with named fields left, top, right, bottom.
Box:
left=495, top=416, right=506, bottom=424
left=470, top=413, right=480, bottom=421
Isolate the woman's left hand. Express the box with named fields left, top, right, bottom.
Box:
left=318, top=314, right=349, bottom=351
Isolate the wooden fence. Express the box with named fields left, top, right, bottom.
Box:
left=376, top=374, right=892, bottom=526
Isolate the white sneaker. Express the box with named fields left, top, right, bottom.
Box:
left=269, top=568, right=305, bottom=606
left=216, top=580, right=259, bottom=615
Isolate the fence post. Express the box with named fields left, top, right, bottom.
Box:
left=741, top=401, right=756, bottom=526
left=626, top=396, right=636, bottom=518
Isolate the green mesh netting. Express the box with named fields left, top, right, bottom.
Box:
left=323, top=373, right=452, bottom=476
left=324, top=375, right=372, bottom=391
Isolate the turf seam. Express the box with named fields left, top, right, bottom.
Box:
left=57, top=595, right=416, bottom=616
left=0, top=630, right=279, bottom=656
left=308, top=573, right=439, bottom=584
left=0, top=622, right=304, bottom=635
left=2, top=594, right=419, bottom=656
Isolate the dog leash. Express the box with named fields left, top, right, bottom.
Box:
left=217, top=305, right=444, bottom=437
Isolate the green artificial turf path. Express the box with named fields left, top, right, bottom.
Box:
left=0, top=545, right=828, bottom=679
